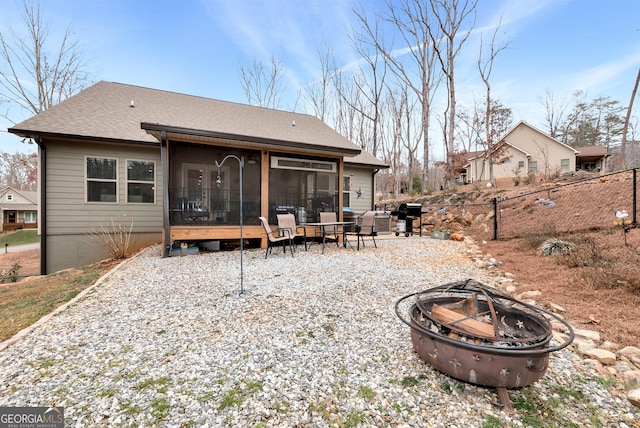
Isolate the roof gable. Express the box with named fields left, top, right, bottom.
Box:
left=501, top=121, right=579, bottom=154
left=0, top=186, right=37, bottom=205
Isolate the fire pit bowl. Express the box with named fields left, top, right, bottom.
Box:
left=395, top=279, right=574, bottom=413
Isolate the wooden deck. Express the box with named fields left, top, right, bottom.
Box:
left=2, top=222, right=38, bottom=233
left=168, top=224, right=328, bottom=248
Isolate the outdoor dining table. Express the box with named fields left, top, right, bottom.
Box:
left=302, top=221, right=355, bottom=253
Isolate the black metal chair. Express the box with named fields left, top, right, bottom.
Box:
left=344, top=211, right=378, bottom=250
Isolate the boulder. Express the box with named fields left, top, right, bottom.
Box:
left=627, top=389, right=640, bottom=408
left=621, top=370, right=640, bottom=391
left=574, top=328, right=601, bottom=342
left=516, top=290, right=542, bottom=300
left=584, top=348, right=617, bottom=365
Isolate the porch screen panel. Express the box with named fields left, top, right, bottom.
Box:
left=268, top=155, right=339, bottom=224
left=168, top=142, right=261, bottom=226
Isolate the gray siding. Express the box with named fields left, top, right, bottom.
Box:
left=344, top=166, right=375, bottom=215
left=45, top=141, right=163, bottom=272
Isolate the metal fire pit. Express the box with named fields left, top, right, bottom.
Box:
left=395, top=279, right=574, bottom=413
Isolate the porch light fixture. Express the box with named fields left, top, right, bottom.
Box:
left=215, top=155, right=245, bottom=294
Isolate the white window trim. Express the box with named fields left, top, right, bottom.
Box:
left=343, top=175, right=351, bottom=208
left=85, top=156, right=118, bottom=203
left=126, top=159, right=156, bottom=204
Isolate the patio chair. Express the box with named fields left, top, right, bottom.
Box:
left=259, top=216, right=294, bottom=258
left=319, top=211, right=341, bottom=248
left=344, top=211, right=377, bottom=250
left=277, top=213, right=307, bottom=251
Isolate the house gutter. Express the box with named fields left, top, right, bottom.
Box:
left=35, top=137, right=47, bottom=275
left=161, top=131, right=171, bottom=257
left=371, top=168, right=380, bottom=211
left=140, top=122, right=361, bottom=157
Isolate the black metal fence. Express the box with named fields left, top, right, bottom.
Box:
left=380, top=168, right=639, bottom=241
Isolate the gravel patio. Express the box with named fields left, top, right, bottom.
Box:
left=0, top=236, right=637, bottom=427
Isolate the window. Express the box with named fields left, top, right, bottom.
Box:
left=87, top=157, right=117, bottom=202
left=271, top=156, right=336, bottom=172
left=517, top=161, right=525, bottom=169
left=24, top=211, right=37, bottom=223
left=6, top=194, right=13, bottom=201
left=560, top=158, right=570, bottom=171
left=528, top=161, right=538, bottom=173
left=127, top=160, right=155, bottom=203
left=343, top=176, right=351, bottom=208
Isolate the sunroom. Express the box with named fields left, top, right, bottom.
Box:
left=142, top=123, right=360, bottom=256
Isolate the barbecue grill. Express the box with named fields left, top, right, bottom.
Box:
left=395, top=279, right=574, bottom=413
left=391, top=203, right=423, bottom=236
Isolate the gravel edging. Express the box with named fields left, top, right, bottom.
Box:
left=0, top=237, right=638, bottom=427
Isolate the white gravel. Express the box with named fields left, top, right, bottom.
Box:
left=0, top=236, right=638, bottom=427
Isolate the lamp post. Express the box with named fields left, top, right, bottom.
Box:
left=215, top=155, right=245, bottom=294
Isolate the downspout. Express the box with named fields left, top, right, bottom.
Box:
left=161, top=131, right=171, bottom=257
left=35, top=137, right=47, bottom=275
left=371, top=169, right=380, bottom=211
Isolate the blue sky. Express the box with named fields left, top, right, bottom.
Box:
left=1, top=0, right=639, bottom=158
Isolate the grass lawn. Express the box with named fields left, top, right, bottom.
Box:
left=0, top=230, right=39, bottom=247
left=0, top=260, right=118, bottom=343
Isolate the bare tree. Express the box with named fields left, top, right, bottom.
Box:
left=428, top=0, right=477, bottom=186
left=354, top=0, right=442, bottom=193
left=239, top=54, right=287, bottom=109
left=304, top=47, right=335, bottom=122
left=477, top=17, right=507, bottom=184
left=342, top=14, right=389, bottom=158
left=540, top=89, right=571, bottom=140
left=621, top=68, right=640, bottom=169
left=0, top=150, right=37, bottom=190
left=0, top=0, right=90, bottom=120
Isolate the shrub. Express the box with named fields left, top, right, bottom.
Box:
left=88, top=215, right=134, bottom=260
left=539, top=239, right=574, bottom=256
left=0, top=262, right=22, bottom=283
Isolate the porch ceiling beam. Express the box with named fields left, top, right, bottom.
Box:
left=140, top=122, right=361, bottom=157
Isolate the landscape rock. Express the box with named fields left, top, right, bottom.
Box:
left=572, top=337, right=597, bottom=354
left=628, top=389, right=640, bottom=409
left=574, top=328, right=601, bottom=342
left=584, top=348, right=617, bottom=365
left=621, top=371, right=640, bottom=391
left=517, top=290, right=542, bottom=300
left=619, top=346, right=640, bottom=362
left=548, top=302, right=566, bottom=313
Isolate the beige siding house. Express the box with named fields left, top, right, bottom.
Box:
left=0, top=186, right=38, bottom=232
left=465, top=121, right=580, bottom=183
left=9, top=81, right=387, bottom=274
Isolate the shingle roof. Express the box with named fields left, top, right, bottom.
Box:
left=9, top=81, right=361, bottom=156
left=576, top=145, right=608, bottom=157
left=345, top=148, right=389, bottom=168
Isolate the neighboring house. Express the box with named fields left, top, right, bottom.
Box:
left=575, top=145, right=609, bottom=172
left=0, top=186, right=38, bottom=232
left=464, top=121, right=587, bottom=183
left=8, top=81, right=388, bottom=274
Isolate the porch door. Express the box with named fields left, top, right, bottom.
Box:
left=7, top=211, right=16, bottom=223
left=182, top=163, right=230, bottom=222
